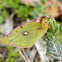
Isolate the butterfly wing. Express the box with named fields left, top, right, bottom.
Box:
left=1, top=22, right=48, bottom=48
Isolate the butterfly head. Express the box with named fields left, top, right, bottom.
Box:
left=39, top=16, right=49, bottom=30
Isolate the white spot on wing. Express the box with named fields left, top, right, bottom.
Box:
left=22, top=31, right=28, bottom=36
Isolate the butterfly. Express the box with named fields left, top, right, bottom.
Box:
left=1, top=16, right=49, bottom=48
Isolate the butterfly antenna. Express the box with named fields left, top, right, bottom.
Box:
left=44, top=7, right=53, bottom=14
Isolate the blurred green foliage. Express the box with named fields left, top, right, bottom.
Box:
left=0, top=10, right=9, bottom=24
left=0, top=0, right=20, bottom=10
left=16, top=5, right=33, bottom=19
left=0, top=0, right=34, bottom=19
left=0, top=15, right=4, bottom=24
left=32, top=0, right=49, bottom=18
left=56, top=22, right=62, bottom=46
left=0, top=38, right=20, bottom=62
left=2, top=10, right=9, bottom=18
left=0, top=0, right=51, bottom=20
left=6, top=46, right=19, bottom=62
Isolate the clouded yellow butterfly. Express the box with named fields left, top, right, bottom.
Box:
left=1, top=16, right=49, bottom=48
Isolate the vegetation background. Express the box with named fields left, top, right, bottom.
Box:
left=0, top=0, right=62, bottom=62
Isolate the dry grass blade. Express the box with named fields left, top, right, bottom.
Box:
left=22, top=49, right=31, bottom=62
left=29, top=47, right=37, bottom=62
left=19, top=50, right=30, bottom=62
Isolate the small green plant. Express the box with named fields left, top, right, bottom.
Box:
left=6, top=46, right=19, bottom=62
left=46, top=18, right=62, bottom=61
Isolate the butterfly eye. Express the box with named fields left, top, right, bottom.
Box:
left=22, top=31, right=28, bottom=36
